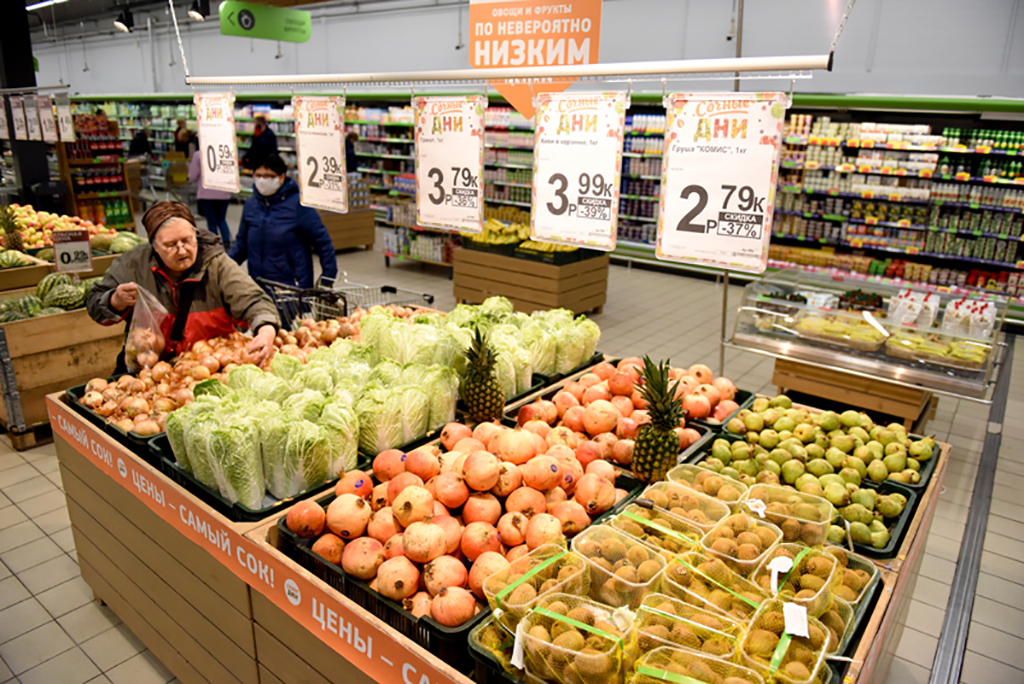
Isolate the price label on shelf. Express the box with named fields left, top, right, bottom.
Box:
left=414, top=96, right=486, bottom=233
left=37, top=95, right=58, bottom=143
left=293, top=95, right=348, bottom=213
left=195, top=93, right=240, bottom=193
left=22, top=96, right=41, bottom=141
left=54, top=93, right=74, bottom=141
left=9, top=96, right=27, bottom=140
left=656, top=92, right=788, bottom=273
left=531, top=92, right=627, bottom=251
left=52, top=229, right=93, bottom=273
left=0, top=97, right=8, bottom=141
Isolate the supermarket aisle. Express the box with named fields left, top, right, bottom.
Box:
left=0, top=252, right=1016, bottom=683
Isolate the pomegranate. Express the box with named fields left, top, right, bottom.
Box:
left=387, top=472, right=425, bottom=505
left=452, top=437, right=486, bottom=454
left=682, top=394, right=712, bottom=420
left=578, top=373, right=602, bottom=388
left=610, top=395, right=635, bottom=418
left=630, top=389, right=648, bottom=410
left=311, top=533, right=345, bottom=565
left=617, top=357, right=644, bottom=377
left=689, top=363, right=714, bottom=384
left=677, top=375, right=699, bottom=395
left=506, top=545, right=530, bottom=563
left=616, top=417, right=640, bottom=440
left=392, top=486, right=435, bottom=527
left=403, top=591, right=433, bottom=619
left=582, top=400, right=620, bottom=436
left=586, top=459, right=618, bottom=483
left=551, top=501, right=591, bottom=536
left=546, top=426, right=579, bottom=450
left=594, top=433, right=619, bottom=459
left=575, top=441, right=603, bottom=469
left=377, top=556, right=420, bottom=601
left=468, top=551, right=510, bottom=599
left=631, top=409, right=650, bottom=426
left=430, top=587, right=477, bottom=627
left=607, top=372, right=636, bottom=397
left=373, top=449, right=407, bottom=482
left=712, top=399, right=740, bottom=422
left=334, top=471, right=370, bottom=501
left=712, top=377, right=737, bottom=402
left=384, top=534, right=405, bottom=559
left=341, top=538, right=385, bottom=580
left=505, top=487, right=547, bottom=517
left=440, top=422, right=472, bottom=451
left=679, top=427, right=702, bottom=449
left=423, top=555, right=468, bottom=596
left=432, top=501, right=449, bottom=518
left=558, top=456, right=583, bottom=494
left=462, top=493, right=501, bottom=525
left=370, top=483, right=390, bottom=511
left=403, top=521, right=447, bottom=563
left=496, top=512, right=529, bottom=547
left=564, top=381, right=586, bottom=402
left=461, top=521, right=501, bottom=561
left=434, top=515, right=463, bottom=554
left=696, top=383, right=722, bottom=407
left=546, top=444, right=575, bottom=462
left=326, top=494, right=372, bottom=539
left=530, top=432, right=549, bottom=456
left=561, top=406, right=586, bottom=433
left=522, top=419, right=552, bottom=439
left=534, top=401, right=558, bottom=425
left=490, top=462, right=521, bottom=497
left=516, top=403, right=542, bottom=426
left=496, top=430, right=537, bottom=465
left=367, top=507, right=402, bottom=543
left=545, top=487, right=567, bottom=507
left=592, top=361, right=616, bottom=380
left=405, top=449, right=441, bottom=482
left=522, top=455, right=561, bottom=491
left=525, top=514, right=564, bottom=549
left=583, top=384, right=612, bottom=405
left=552, top=391, right=579, bottom=418
left=573, top=473, right=616, bottom=515
left=463, top=451, right=501, bottom=491
left=433, top=472, right=470, bottom=509
left=287, top=501, right=326, bottom=538
left=472, top=422, right=504, bottom=446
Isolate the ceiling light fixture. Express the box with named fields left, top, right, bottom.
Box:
left=114, top=7, right=134, bottom=32
left=188, top=0, right=209, bottom=21
left=25, top=0, right=68, bottom=11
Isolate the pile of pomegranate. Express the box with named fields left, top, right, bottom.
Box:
left=284, top=418, right=633, bottom=627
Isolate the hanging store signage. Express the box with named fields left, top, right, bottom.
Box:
left=53, top=228, right=94, bottom=273
left=23, top=96, right=41, bottom=141
left=37, top=95, right=58, bottom=143
left=293, top=95, right=348, bottom=213
left=468, top=0, right=603, bottom=119
left=656, top=92, right=788, bottom=274
left=195, top=92, right=240, bottom=193
left=0, top=97, right=8, bottom=141
left=10, top=96, right=28, bottom=141
left=414, top=96, right=487, bottom=233
left=530, top=91, right=626, bottom=251
left=219, top=1, right=311, bottom=43
left=54, top=93, right=74, bottom=141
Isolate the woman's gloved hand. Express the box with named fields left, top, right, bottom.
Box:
left=247, top=324, right=277, bottom=366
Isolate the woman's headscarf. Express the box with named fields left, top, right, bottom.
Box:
left=141, top=201, right=196, bottom=240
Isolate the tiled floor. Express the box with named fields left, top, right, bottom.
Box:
left=0, top=245, right=1020, bottom=683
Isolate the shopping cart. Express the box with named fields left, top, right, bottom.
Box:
left=318, top=273, right=436, bottom=315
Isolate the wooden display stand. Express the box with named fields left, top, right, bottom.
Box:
left=0, top=254, right=55, bottom=293
left=772, top=358, right=933, bottom=430
left=453, top=248, right=609, bottom=314
left=319, top=209, right=375, bottom=251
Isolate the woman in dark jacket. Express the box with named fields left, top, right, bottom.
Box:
left=230, top=154, right=338, bottom=288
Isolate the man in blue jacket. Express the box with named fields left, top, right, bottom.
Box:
left=230, top=154, right=338, bottom=289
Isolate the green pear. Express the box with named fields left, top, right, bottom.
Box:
left=756, top=470, right=781, bottom=486
left=761, top=408, right=780, bottom=427
left=827, top=524, right=847, bottom=544
left=732, top=444, right=754, bottom=461
left=762, top=460, right=782, bottom=476
left=840, top=410, right=862, bottom=428
left=769, top=449, right=791, bottom=467
left=851, top=488, right=877, bottom=511
left=819, top=474, right=844, bottom=489
left=871, top=530, right=891, bottom=549
left=827, top=429, right=845, bottom=440
left=774, top=417, right=796, bottom=434
left=739, top=474, right=756, bottom=486
left=889, top=493, right=907, bottom=508
left=817, top=411, right=840, bottom=432
left=753, top=444, right=769, bottom=457
left=853, top=445, right=873, bottom=463
left=726, top=417, right=746, bottom=434
left=824, top=482, right=851, bottom=507
left=806, top=444, right=825, bottom=460
left=712, top=441, right=732, bottom=462
left=777, top=430, right=794, bottom=443
left=794, top=424, right=817, bottom=444
left=795, top=473, right=820, bottom=491
left=844, top=456, right=867, bottom=480
left=867, top=460, right=889, bottom=483
left=843, top=503, right=873, bottom=525
left=906, top=457, right=920, bottom=472
left=736, top=460, right=759, bottom=478
left=883, top=452, right=907, bottom=473
left=830, top=435, right=856, bottom=454
left=807, top=458, right=835, bottom=478
left=869, top=519, right=887, bottom=534
left=849, top=522, right=873, bottom=545
left=752, top=398, right=770, bottom=412
left=722, top=467, right=742, bottom=481
left=782, top=459, right=807, bottom=485
left=887, top=471, right=911, bottom=484
left=839, top=467, right=862, bottom=488
left=877, top=429, right=897, bottom=446
left=909, top=440, right=933, bottom=461
left=786, top=444, right=809, bottom=462
left=814, top=434, right=830, bottom=450
left=904, top=469, right=921, bottom=484
left=876, top=496, right=902, bottom=518
left=770, top=395, right=793, bottom=409
left=867, top=441, right=885, bottom=460
left=704, top=457, right=725, bottom=472
left=869, top=425, right=883, bottom=441
left=849, top=426, right=870, bottom=443
left=757, top=430, right=780, bottom=450
left=743, top=413, right=765, bottom=432
left=896, top=431, right=910, bottom=447
left=747, top=432, right=761, bottom=445
left=801, top=482, right=826, bottom=498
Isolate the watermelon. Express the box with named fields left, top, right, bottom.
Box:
left=15, top=295, right=43, bottom=316
left=0, top=251, right=30, bottom=269
left=34, top=307, right=66, bottom=318
left=36, top=272, right=73, bottom=302
left=43, top=284, right=85, bottom=310
left=0, top=311, right=29, bottom=323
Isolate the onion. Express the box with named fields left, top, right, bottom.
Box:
left=132, top=413, right=150, bottom=424
left=199, top=355, right=220, bottom=373
left=155, top=414, right=167, bottom=431
left=152, top=397, right=176, bottom=413
left=151, top=361, right=172, bottom=382
left=122, top=397, right=150, bottom=418
left=137, top=351, right=159, bottom=368
left=190, top=365, right=210, bottom=381
left=85, top=378, right=108, bottom=394
left=96, top=400, right=118, bottom=418
left=116, top=375, right=134, bottom=391
left=169, top=388, right=194, bottom=407
left=132, top=420, right=161, bottom=436
left=155, top=382, right=171, bottom=395
left=114, top=418, right=135, bottom=432
left=81, top=391, right=104, bottom=408
left=102, top=386, right=123, bottom=402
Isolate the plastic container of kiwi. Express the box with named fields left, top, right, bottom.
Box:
left=638, top=481, right=731, bottom=533
left=609, top=504, right=705, bottom=562
left=633, top=645, right=767, bottom=684
left=743, top=483, right=836, bottom=548
left=750, top=544, right=841, bottom=619
left=468, top=617, right=524, bottom=684
left=661, top=550, right=770, bottom=624
left=630, top=593, right=746, bottom=663
left=700, top=513, right=784, bottom=579
left=740, top=598, right=830, bottom=684
left=569, top=525, right=667, bottom=609
left=667, top=463, right=750, bottom=511
left=482, top=545, right=589, bottom=635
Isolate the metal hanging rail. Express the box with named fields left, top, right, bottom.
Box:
left=0, top=84, right=71, bottom=94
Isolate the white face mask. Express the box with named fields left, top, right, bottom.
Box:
left=254, top=176, right=282, bottom=196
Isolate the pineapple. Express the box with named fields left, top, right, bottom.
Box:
left=460, top=328, right=505, bottom=423
left=0, top=206, right=23, bottom=253
left=631, top=356, right=685, bottom=484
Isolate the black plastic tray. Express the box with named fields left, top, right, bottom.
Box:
left=151, top=435, right=343, bottom=524
left=687, top=388, right=757, bottom=432
left=848, top=480, right=918, bottom=560
left=65, top=376, right=164, bottom=463
left=276, top=492, right=488, bottom=675
left=468, top=623, right=522, bottom=684
left=463, top=240, right=520, bottom=256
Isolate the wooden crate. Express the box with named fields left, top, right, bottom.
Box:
left=319, top=209, right=375, bottom=251
left=453, top=248, right=608, bottom=314
left=0, top=255, right=53, bottom=293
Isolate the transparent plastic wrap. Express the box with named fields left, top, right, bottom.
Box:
left=609, top=505, right=704, bottom=561
left=571, top=526, right=667, bottom=609
left=666, top=464, right=749, bottom=510
left=483, top=545, right=589, bottom=634
left=518, top=593, right=629, bottom=684
left=640, top=482, right=730, bottom=533
left=661, top=551, right=769, bottom=624
left=629, top=594, right=745, bottom=663
left=884, top=328, right=992, bottom=370
left=739, top=599, right=828, bottom=684
left=825, top=546, right=879, bottom=607
left=700, top=514, right=783, bottom=578
left=470, top=617, right=523, bottom=679
left=821, top=596, right=854, bottom=655
left=743, top=484, right=835, bottom=548
left=631, top=645, right=766, bottom=684
left=794, top=311, right=887, bottom=353
left=750, top=544, right=839, bottom=618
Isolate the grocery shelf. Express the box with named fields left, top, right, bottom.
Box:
left=623, top=173, right=661, bottom=180
left=484, top=197, right=530, bottom=207
left=75, top=190, right=130, bottom=200
left=361, top=137, right=414, bottom=144
left=621, top=194, right=657, bottom=202
left=625, top=130, right=666, bottom=137
left=68, top=157, right=125, bottom=165
left=485, top=161, right=532, bottom=169
left=935, top=200, right=1022, bottom=214
left=484, top=143, right=534, bottom=150
left=619, top=213, right=658, bottom=222
left=486, top=125, right=534, bottom=131
left=774, top=233, right=1022, bottom=268
left=346, top=119, right=414, bottom=126
left=623, top=151, right=663, bottom=158
left=611, top=239, right=765, bottom=280
left=782, top=187, right=933, bottom=205
left=355, top=152, right=415, bottom=160
left=845, top=140, right=1024, bottom=156
left=370, top=185, right=415, bottom=195
left=383, top=251, right=452, bottom=267
left=777, top=209, right=848, bottom=222
left=485, top=180, right=531, bottom=188
left=358, top=168, right=405, bottom=175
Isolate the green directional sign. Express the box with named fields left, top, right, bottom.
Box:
left=219, top=1, right=311, bottom=43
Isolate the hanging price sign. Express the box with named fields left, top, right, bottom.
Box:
left=23, top=96, right=41, bottom=141
left=37, top=95, right=58, bottom=143
left=414, top=96, right=486, bottom=233
left=531, top=92, right=627, bottom=251
left=195, top=92, right=240, bottom=193
left=54, top=93, right=74, bottom=141
left=9, top=96, right=28, bottom=141
left=292, top=95, right=348, bottom=213
left=656, top=92, right=788, bottom=273
left=0, top=97, right=8, bottom=141
left=53, top=229, right=94, bottom=273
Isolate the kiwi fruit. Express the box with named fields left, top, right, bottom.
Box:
left=600, top=538, right=627, bottom=562
left=553, top=629, right=585, bottom=651
left=671, top=623, right=702, bottom=649
left=567, top=606, right=595, bottom=626
left=638, top=559, right=662, bottom=582
left=627, top=545, right=649, bottom=567
left=746, top=628, right=779, bottom=658
left=638, top=624, right=670, bottom=650
left=509, top=583, right=537, bottom=606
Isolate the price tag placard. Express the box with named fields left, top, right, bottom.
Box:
left=0, top=96, right=9, bottom=141
left=37, top=95, right=58, bottom=143
left=53, top=229, right=94, bottom=273
left=54, top=93, right=74, bottom=141
left=23, top=96, right=41, bottom=141
left=195, top=93, right=240, bottom=193
left=531, top=92, right=627, bottom=251
left=9, top=96, right=28, bottom=140
left=293, top=95, right=348, bottom=213
left=414, top=96, right=486, bottom=233
left=656, top=92, right=788, bottom=273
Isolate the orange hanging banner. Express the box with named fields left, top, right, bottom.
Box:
left=469, top=0, right=603, bottom=119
